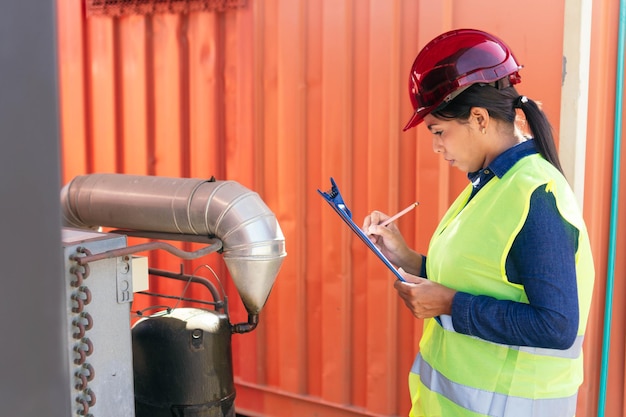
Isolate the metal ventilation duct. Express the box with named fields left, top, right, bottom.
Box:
left=60, top=173, right=286, bottom=314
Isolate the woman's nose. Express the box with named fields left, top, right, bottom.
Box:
left=432, top=136, right=443, bottom=153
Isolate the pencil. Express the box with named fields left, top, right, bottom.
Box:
left=379, top=202, right=419, bottom=227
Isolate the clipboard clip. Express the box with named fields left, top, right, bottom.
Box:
left=317, top=177, right=406, bottom=282
left=318, top=177, right=352, bottom=218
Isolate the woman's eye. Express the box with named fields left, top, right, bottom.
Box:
left=433, top=131, right=443, bottom=136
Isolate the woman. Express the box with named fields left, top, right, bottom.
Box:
left=363, top=29, right=594, bottom=417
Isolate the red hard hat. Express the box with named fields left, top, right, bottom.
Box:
left=403, top=29, right=522, bottom=131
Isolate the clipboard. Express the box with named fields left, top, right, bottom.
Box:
left=317, top=177, right=406, bottom=282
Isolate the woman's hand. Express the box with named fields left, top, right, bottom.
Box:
left=394, top=268, right=456, bottom=319
left=362, top=210, right=420, bottom=272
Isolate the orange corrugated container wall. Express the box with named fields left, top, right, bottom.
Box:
left=56, top=0, right=626, bottom=416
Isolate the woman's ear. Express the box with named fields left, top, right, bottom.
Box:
left=470, top=107, right=489, bottom=133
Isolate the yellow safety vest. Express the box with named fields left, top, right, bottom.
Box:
left=410, top=154, right=595, bottom=417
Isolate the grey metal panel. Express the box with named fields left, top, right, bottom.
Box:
left=62, top=229, right=136, bottom=417
left=0, top=1, right=68, bottom=416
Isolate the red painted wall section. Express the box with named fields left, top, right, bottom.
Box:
left=56, top=1, right=626, bottom=416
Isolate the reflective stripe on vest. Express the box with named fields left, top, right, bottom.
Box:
left=412, top=353, right=578, bottom=417
left=439, top=314, right=584, bottom=359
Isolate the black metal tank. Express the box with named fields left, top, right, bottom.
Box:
left=132, top=307, right=235, bottom=417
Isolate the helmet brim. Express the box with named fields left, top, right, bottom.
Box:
left=402, top=105, right=435, bottom=131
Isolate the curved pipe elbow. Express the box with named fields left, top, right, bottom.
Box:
left=232, top=314, right=259, bottom=334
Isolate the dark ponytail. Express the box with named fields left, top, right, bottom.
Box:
left=432, top=83, right=564, bottom=175
left=515, top=96, right=563, bottom=174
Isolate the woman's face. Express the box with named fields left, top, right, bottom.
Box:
left=422, top=113, right=486, bottom=173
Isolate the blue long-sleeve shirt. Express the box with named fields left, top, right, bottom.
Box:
left=421, top=140, right=579, bottom=349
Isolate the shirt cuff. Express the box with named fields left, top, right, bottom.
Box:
left=451, top=291, right=473, bottom=335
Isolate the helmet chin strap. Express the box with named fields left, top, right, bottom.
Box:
left=478, top=74, right=521, bottom=90
left=441, top=85, right=472, bottom=105
left=439, top=74, right=519, bottom=111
